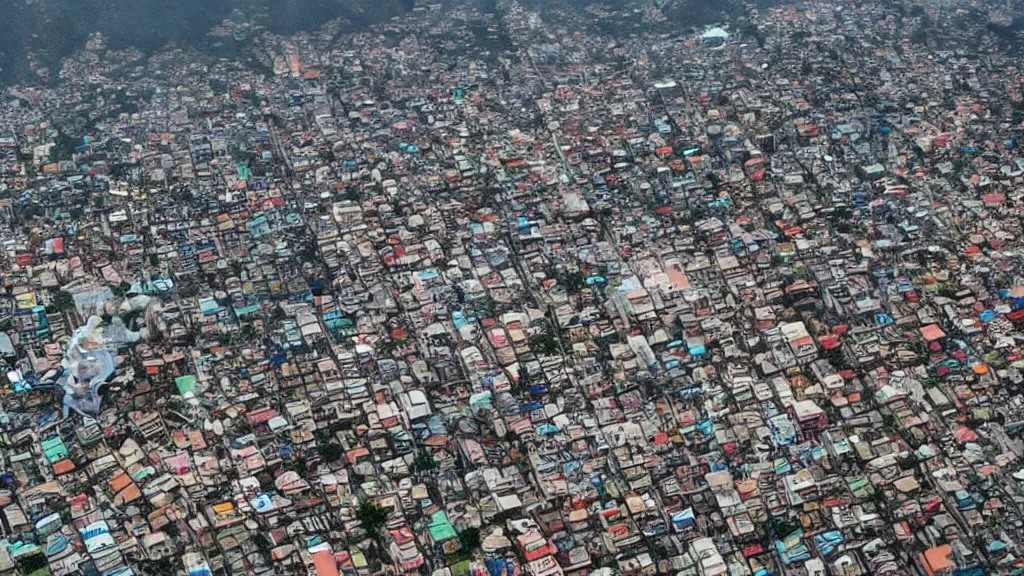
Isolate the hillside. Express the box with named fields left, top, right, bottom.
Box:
left=0, top=0, right=415, bottom=85
left=0, top=0, right=757, bottom=85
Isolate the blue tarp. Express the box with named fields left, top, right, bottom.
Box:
left=671, top=508, right=695, bottom=531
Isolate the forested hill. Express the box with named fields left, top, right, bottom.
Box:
left=0, top=0, right=753, bottom=86
left=0, top=0, right=416, bottom=85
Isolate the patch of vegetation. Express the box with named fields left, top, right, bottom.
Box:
left=458, top=526, right=481, bottom=553
left=356, top=500, right=391, bottom=535
left=412, top=449, right=438, bottom=472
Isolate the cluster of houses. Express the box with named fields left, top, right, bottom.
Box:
left=1, top=1, right=1024, bottom=576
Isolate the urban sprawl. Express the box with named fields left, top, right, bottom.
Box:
left=0, top=2, right=1022, bottom=576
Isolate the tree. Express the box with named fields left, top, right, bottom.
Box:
left=321, top=442, right=344, bottom=463
left=458, top=526, right=481, bottom=553
left=51, top=132, right=82, bottom=161
left=742, top=22, right=764, bottom=47
left=232, top=149, right=260, bottom=166
left=412, top=449, right=438, bottom=472
left=142, top=557, right=175, bottom=575
left=688, top=204, right=707, bottom=224
left=177, top=284, right=200, bottom=299
left=17, top=553, right=48, bottom=573
left=356, top=500, right=391, bottom=534
left=529, top=331, right=560, bottom=356
left=111, top=281, right=132, bottom=297
left=898, top=452, right=920, bottom=470
left=911, top=25, right=928, bottom=45
left=253, top=533, right=273, bottom=554
left=562, top=271, right=585, bottom=295
left=832, top=205, right=852, bottom=221
left=53, top=290, right=76, bottom=312
left=823, top=345, right=848, bottom=371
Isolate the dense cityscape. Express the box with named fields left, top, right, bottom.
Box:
left=1, top=1, right=1024, bottom=575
